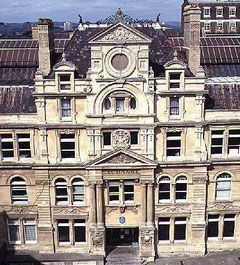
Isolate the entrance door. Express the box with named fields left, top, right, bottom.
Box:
left=106, top=228, right=139, bottom=246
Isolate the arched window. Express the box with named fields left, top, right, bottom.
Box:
left=216, top=173, right=232, bottom=200
left=72, top=178, right=84, bottom=204
left=159, top=177, right=171, bottom=202
left=11, top=177, right=28, bottom=204
left=55, top=178, right=68, bottom=205
left=175, top=176, right=187, bottom=201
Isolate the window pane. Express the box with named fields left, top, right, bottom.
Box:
left=174, top=224, right=186, bottom=240
left=25, top=224, right=36, bottom=242
left=223, top=220, right=235, bottom=237
left=130, top=132, right=138, bottom=145
left=159, top=224, right=170, bottom=241
left=116, top=98, right=124, bottom=112
left=75, top=226, right=86, bottom=243
left=58, top=220, right=70, bottom=243
left=103, top=132, right=111, bottom=146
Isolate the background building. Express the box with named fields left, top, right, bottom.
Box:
left=0, top=6, right=240, bottom=265
left=182, top=0, right=240, bottom=36
left=64, top=21, right=73, bottom=31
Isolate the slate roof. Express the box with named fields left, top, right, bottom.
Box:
left=62, top=26, right=178, bottom=78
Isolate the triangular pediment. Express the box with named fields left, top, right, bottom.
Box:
left=89, top=23, right=152, bottom=44
left=87, top=148, right=157, bottom=168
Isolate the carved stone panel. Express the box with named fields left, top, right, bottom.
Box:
left=113, top=130, right=130, bottom=149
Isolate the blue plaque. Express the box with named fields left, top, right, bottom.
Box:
left=119, top=216, right=125, bottom=224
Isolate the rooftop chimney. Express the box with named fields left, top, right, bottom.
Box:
left=37, top=18, right=54, bottom=76
left=183, top=5, right=201, bottom=75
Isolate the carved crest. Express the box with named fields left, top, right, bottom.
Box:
left=113, top=130, right=130, bottom=149
left=102, top=26, right=141, bottom=41
left=140, top=228, right=155, bottom=246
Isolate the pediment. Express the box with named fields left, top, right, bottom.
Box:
left=87, top=148, right=157, bottom=168
left=89, top=23, right=152, bottom=44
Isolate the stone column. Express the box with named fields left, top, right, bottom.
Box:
left=147, top=182, right=154, bottom=225
left=141, top=182, right=147, bottom=224
left=96, top=182, right=104, bottom=226
left=89, top=182, right=97, bottom=225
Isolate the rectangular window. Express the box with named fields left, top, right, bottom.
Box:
left=204, top=22, right=211, bottom=32
left=170, top=97, right=179, bottom=116
left=159, top=177, right=171, bottom=202
left=59, top=74, right=71, bottom=90
left=158, top=218, right=170, bottom=241
left=229, top=22, right=236, bottom=32
left=60, top=134, right=75, bottom=160
left=174, top=217, right=186, bottom=241
left=74, top=219, right=86, bottom=243
left=61, top=99, right=71, bottom=118
left=176, top=177, right=187, bottom=201
left=24, top=219, right=36, bottom=243
left=207, top=215, right=219, bottom=238
left=211, top=130, right=224, bottom=157
left=217, top=22, right=223, bottom=32
left=204, top=7, right=211, bottom=17
left=223, top=214, right=235, bottom=238
left=17, top=134, right=31, bottom=159
left=58, top=220, right=70, bottom=243
left=216, top=7, right=223, bottom=17
left=1, top=134, right=14, bottom=159
left=169, top=73, right=181, bottom=89
left=229, top=7, right=236, bottom=17
left=130, top=131, right=138, bottom=145
left=109, top=181, right=120, bottom=203
left=103, top=132, right=111, bottom=147
left=8, top=219, right=20, bottom=243
left=124, top=181, right=134, bottom=203
left=116, top=98, right=124, bottom=112
left=167, top=131, right=181, bottom=157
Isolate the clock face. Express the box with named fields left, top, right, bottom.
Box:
left=111, top=54, right=129, bottom=71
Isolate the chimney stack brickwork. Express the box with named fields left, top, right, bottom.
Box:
left=38, top=18, right=54, bottom=76
left=184, top=5, right=201, bottom=75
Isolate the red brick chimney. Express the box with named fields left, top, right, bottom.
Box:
left=37, top=18, right=54, bottom=76
left=183, top=5, right=201, bottom=75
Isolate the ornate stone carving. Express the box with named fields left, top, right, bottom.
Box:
left=140, top=228, right=154, bottom=246
left=156, top=205, right=191, bottom=214
left=53, top=207, right=88, bottom=215
left=208, top=203, right=240, bottom=212
left=104, top=153, right=140, bottom=164
left=6, top=206, right=36, bottom=215
left=91, top=230, right=104, bottom=247
left=35, top=180, right=49, bottom=185
left=102, top=27, right=141, bottom=41
left=113, top=130, right=130, bottom=149
left=106, top=207, right=118, bottom=214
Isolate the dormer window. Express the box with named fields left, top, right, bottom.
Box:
left=229, top=7, right=236, bottom=17
left=203, top=7, right=211, bottom=18
left=59, top=74, right=71, bottom=90
left=169, top=73, right=181, bottom=89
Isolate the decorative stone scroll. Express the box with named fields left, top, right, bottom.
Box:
left=113, top=130, right=130, bottom=149
left=5, top=206, right=37, bottom=215
left=53, top=207, right=88, bottom=215
left=207, top=203, right=240, bottom=212
left=156, top=205, right=191, bottom=214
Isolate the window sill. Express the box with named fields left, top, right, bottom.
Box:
left=58, top=242, right=71, bottom=246
left=12, top=202, right=28, bottom=205
left=60, top=118, right=73, bottom=122
left=174, top=240, right=186, bottom=243
left=215, top=199, right=233, bottom=203
left=158, top=240, right=171, bottom=244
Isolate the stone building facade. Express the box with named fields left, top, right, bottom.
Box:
left=182, top=0, right=240, bottom=36
left=0, top=6, right=240, bottom=265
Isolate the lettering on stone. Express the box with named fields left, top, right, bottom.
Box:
left=104, top=169, right=139, bottom=175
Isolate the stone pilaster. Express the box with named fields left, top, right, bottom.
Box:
left=35, top=170, right=54, bottom=253
left=141, top=181, right=147, bottom=224
left=140, top=179, right=155, bottom=262
left=89, top=180, right=105, bottom=256
left=190, top=166, right=208, bottom=255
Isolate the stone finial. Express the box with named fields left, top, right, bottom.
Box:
left=173, top=51, right=178, bottom=61
left=78, top=14, right=83, bottom=24
left=116, top=8, right=123, bottom=23
left=156, top=13, right=161, bottom=23
left=62, top=53, right=67, bottom=62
